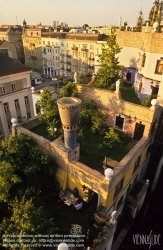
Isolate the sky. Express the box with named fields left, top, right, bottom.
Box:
left=0, top=0, right=153, bottom=27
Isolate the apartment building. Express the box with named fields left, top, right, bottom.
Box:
left=116, top=25, right=163, bottom=103
left=22, top=28, right=43, bottom=73
left=0, top=54, right=34, bottom=140
left=0, top=26, right=24, bottom=63
left=41, top=32, right=108, bottom=77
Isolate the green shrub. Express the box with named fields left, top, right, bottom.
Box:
left=141, top=96, right=151, bottom=107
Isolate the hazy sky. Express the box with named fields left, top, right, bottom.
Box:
left=0, top=0, right=153, bottom=27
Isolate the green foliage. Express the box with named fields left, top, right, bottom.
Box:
left=83, top=98, right=97, bottom=110
left=149, top=7, right=154, bottom=22
left=124, top=21, right=128, bottom=28
left=78, top=73, right=87, bottom=84
left=60, top=82, right=77, bottom=97
left=2, top=197, right=58, bottom=239
left=135, top=10, right=144, bottom=32
left=0, top=133, right=57, bottom=202
left=37, top=88, right=60, bottom=137
left=141, top=96, right=151, bottom=107
left=79, top=99, right=106, bottom=134
left=94, top=28, right=123, bottom=88
left=103, top=128, right=121, bottom=148
left=91, top=112, right=107, bottom=135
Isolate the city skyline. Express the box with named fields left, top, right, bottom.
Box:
left=1, top=0, right=152, bottom=27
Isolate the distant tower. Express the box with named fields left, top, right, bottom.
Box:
left=23, top=19, right=27, bottom=28
left=57, top=97, right=82, bottom=149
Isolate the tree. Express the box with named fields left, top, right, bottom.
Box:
left=0, top=133, right=57, bottom=202
left=95, top=28, right=123, bottom=88
left=103, top=127, right=121, bottom=148
left=2, top=197, right=58, bottom=248
left=37, top=88, right=60, bottom=137
left=60, top=82, right=77, bottom=97
left=136, top=10, right=144, bottom=32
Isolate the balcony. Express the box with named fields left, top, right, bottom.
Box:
left=66, top=68, right=71, bottom=72
left=66, top=54, right=71, bottom=57
left=31, top=56, right=37, bottom=60
left=81, top=48, right=88, bottom=52
left=66, top=61, right=71, bottom=65
left=54, top=45, right=60, bottom=48
left=60, top=60, right=65, bottom=63
left=42, top=51, right=46, bottom=54
left=30, top=43, right=35, bottom=47
left=89, top=57, right=95, bottom=61
left=61, top=67, right=65, bottom=70
left=71, top=47, right=78, bottom=51
left=60, top=53, right=65, bottom=57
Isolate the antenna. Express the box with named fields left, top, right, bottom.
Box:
left=16, top=15, right=18, bottom=25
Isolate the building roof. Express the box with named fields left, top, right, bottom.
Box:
left=0, top=54, right=31, bottom=77
left=41, top=32, right=108, bottom=41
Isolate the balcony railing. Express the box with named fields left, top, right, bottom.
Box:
left=60, top=60, right=65, bottom=63
left=66, top=61, right=71, bottom=64
left=71, top=47, right=78, bottom=50
left=89, top=57, right=95, bottom=61
left=81, top=48, right=88, bottom=52
left=66, top=68, right=71, bottom=72
left=61, top=67, right=65, bottom=70
left=60, top=53, right=65, bottom=56
left=42, top=51, right=46, bottom=54
left=66, top=54, right=71, bottom=57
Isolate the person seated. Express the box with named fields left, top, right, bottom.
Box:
left=72, top=187, right=79, bottom=197
left=74, top=201, right=83, bottom=210
left=59, top=189, right=65, bottom=198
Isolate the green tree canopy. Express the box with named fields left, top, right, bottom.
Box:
left=37, top=88, right=60, bottom=137
left=60, top=82, right=77, bottom=97
left=135, top=10, right=144, bottom=32
left=0, top=133, right=57, bottom=202
left=94, top=28, right=123, bottom=88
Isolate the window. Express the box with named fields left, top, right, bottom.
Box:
left=133, top=123, right=145, bottom=140
left=83, top=44, right=87, bottom=49
left=0, top=86, right=6, bottom=95
left=12, top=83, right=16, bottom=91
left=14, top=99, right=20, bottom=110
left=155, top=60, right=163, bottom=74
left=114, top=115, right=124, bottom=130
left=24, top=96, right=29, bottom=106
left=61, top=42, right=64, bottom=46
left=133, top=156, right=141, bottom=174
left=0, top=129, right=3, bottom=137
left=8, top=122, right=12, bottom=130
left=114, top=178, right=124, bottom=200
left=4, top=102, right=10, bottom=113
left=90, top=45, right=94, bottom=50
left=27, top=112, right=31, bottom=119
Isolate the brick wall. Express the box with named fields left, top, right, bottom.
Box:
left=77, top=84, right=154, bottom=122
left=116, top=29, right=163, bottom=53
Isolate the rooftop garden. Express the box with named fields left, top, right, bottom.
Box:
left=30, top=97, right=137, bottom=174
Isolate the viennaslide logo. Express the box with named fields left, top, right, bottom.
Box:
left=133, top=230, right=161, bottom=249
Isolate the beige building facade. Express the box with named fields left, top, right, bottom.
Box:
left=22, top=28, right=43, bottom=73
left=0, top=54, right=34, bottom=140
left=41, top=32, right=108, bottom=77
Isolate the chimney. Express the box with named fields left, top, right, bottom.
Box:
left=57, top=97, right=82, bottom=149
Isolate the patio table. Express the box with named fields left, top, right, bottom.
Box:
left=62, top=189, right=79, bottom=206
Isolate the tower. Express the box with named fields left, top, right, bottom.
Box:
left=57, top=97, right=82, bottom=149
